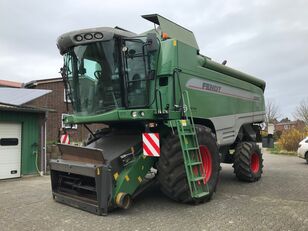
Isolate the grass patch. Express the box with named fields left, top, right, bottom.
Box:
left=267, top=144, right=297, bottom=156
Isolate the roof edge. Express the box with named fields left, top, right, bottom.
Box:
left=24, top=77, right=62, bottom=87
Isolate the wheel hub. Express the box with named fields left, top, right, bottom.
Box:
left=199, top=145, right=212, bottom=184
left=251, top=153, right=260, bottom=173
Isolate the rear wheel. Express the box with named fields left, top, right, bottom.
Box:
left=233, top=142, right=263, bottom=182
left=305, top=152, right=308, bottom=164
left=158, top=125, right=220, bottom=203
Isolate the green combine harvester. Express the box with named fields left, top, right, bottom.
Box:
left=50, top=14, right=266, bottom=215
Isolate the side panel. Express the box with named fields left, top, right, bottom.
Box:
left=209, top=112, right=264, bottom=145
left=176, top=41, right=265, bottom=145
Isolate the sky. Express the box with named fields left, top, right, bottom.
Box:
left=0, top=0, right=307, bottom=119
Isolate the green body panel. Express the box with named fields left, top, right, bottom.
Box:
left=178, top=72, right=260, bottom=117
left=175, top=40, right=265, bottom=118
left=65, top=38, right=265, bottom=125
left=64, top=109, right=181, bottom=124
left=157, top=40, right=178, bottom=75
left=113, top=154, right=155, bottom=200
left=202, top=58, right=266, bottom=91
left=0, top=111, right=41, bottom=175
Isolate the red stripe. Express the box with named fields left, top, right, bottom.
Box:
left=154, top=133, right=159, bottom=139
left=144, top=133, right=160, bottom=154
left=60, top=135, right=65, bottom=143
left=61, top=134, right=70, bottom=144
left=63, top=135, right=67, bottom=143
left=143, top=142, right=154, bottom=156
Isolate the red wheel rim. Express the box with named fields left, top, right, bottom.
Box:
left=199, top=145, right=212, bottom=184
left=251, top=153, right=260, bottom=173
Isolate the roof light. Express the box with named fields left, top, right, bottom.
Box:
left=75, top=35, right=83, bottom=42
left=84, top=33, right=93, bottom=40
left=94, top=32, right=103, bottom=39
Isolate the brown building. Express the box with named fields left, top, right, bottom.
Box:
left=24, top=78, right=103, bottom=144
left=275, top=120, right=306, bottom=133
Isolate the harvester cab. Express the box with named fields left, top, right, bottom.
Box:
left=50, top=14, right=266, bottom=215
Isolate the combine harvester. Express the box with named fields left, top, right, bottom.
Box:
left=50, top=14, right=266, bottom=215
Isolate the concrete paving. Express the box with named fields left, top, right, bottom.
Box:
left=0, top=150, right=307, bottom=231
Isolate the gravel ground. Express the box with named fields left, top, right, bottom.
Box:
left=0, top=150, right=307, bottom=231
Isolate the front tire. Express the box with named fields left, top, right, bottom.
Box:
left=158, top=125, right=220, bottom=203
left=233, top=142, right=263, bottom=182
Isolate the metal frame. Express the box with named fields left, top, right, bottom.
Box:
left=50, top=159, right=113, bottom=215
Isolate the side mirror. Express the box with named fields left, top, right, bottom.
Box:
left=146, top=33, right=159, bottom=52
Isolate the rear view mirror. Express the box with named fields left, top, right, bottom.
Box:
left=146, top=33, right=159, bottom=52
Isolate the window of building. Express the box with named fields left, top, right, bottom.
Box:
left=64, top=89, right=71, bottom=103
left=61, top=114, right=77, bottom=129
left=0, top=138, right=18, bottom=146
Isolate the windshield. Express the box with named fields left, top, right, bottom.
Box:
left=64, top=39, right=122, bottom=115
left=62, top=37, right=155, bottom=116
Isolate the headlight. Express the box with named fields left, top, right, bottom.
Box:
left=131, top=111, right=137, bottom=118
left=140, top=111, right=145, bottom=117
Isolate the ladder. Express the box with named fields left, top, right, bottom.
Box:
left=175, top=91, right=209, bottom=198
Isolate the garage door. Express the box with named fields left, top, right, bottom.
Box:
left=0, top=123, right=21, bottom=179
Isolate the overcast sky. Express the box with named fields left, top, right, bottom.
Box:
left=0, top=0, right=307, bottom=119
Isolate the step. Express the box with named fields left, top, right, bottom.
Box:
left=181, top=126, right=193, bottom=131
left=184, top=147, right=199, bottom=151
left=193, top=191, right=209, bottom=198
left=187, top=161, right=202, bottom=166
left=182, top=132, right=196, bottom=136
left=191, top=176, right=205, bottom=182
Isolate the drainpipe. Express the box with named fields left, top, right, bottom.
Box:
left=40, top=123, right=44, bottom=176
left=39, top=113, right=47, bottom=176
left=44, top=119, right=47, bottom=174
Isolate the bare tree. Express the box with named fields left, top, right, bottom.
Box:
left=294, top=98, right=308, bottom=125
left=265, top=99, right=280, bottom=123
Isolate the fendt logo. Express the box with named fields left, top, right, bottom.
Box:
left=202, top=82, right=222, bottom=93
left=187, top=78, right=261, bottom=102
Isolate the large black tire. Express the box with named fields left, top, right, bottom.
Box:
left=305, top=152, right=308, bottom=164
left=157, top=125, right=220, bottom=203
left=233, top=142, right=263, bottom=182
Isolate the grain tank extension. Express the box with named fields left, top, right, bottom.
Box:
left=50, top=14, right=266, bottom=215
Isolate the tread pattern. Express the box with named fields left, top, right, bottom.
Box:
left=157, top=125, right=220, bottom=203
left=233, top=142, right=263, bottom=182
